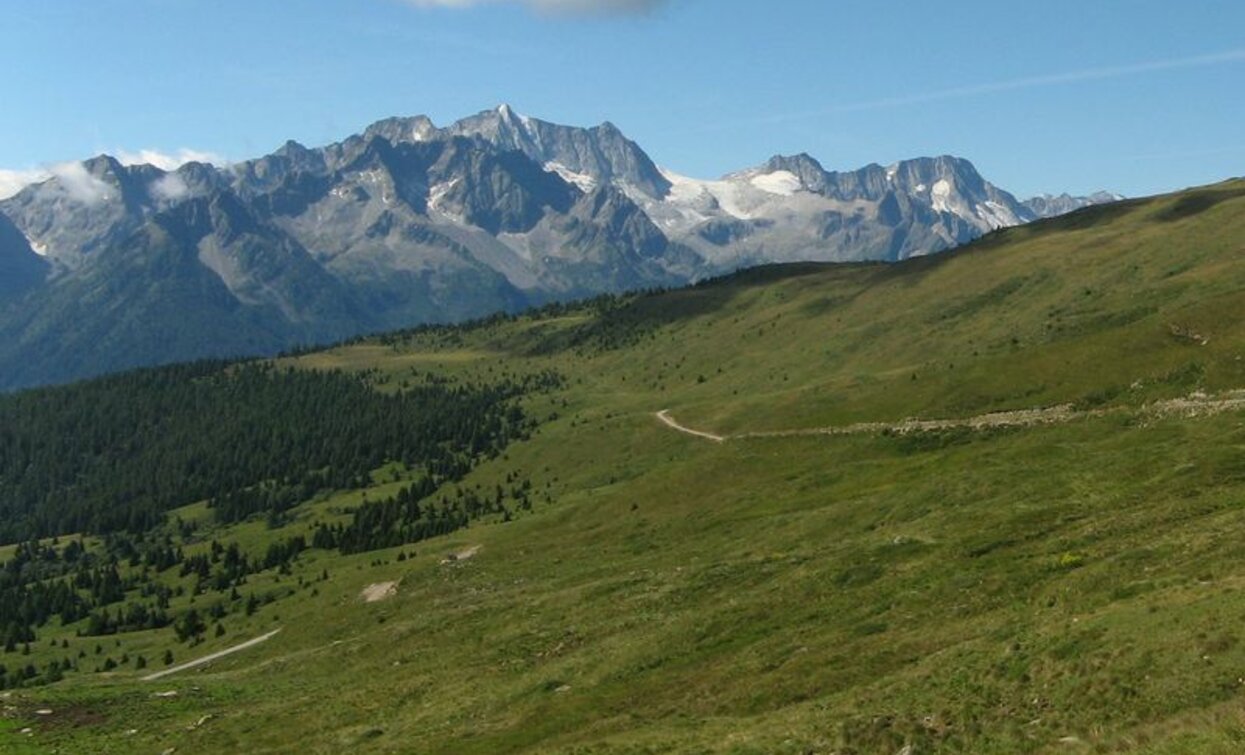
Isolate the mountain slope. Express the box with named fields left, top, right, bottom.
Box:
left=4, top=178, right=1245, bottom=753
left=0, top=192, right=368, bottom=388
left=0, top=210, right=48, bottom=299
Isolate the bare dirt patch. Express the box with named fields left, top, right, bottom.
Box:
left=13, top=704, right=107, bottom=731
left=45, top=706, right=107, bottom=729
left=361, top=581, right=399, bottom=603
left=440, top=545, right=481, bottom=565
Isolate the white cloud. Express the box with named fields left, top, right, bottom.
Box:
left=49, top=162, right=112, bottom=206
left=115, top=148, right=224, bottom=171
left=0, top=168, right=50, bottom=200
left=404, top=0, right=666, bottom=15
left=151, top=173, right=191, bottom=202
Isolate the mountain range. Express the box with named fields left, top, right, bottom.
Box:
left=0, top=105, right=1120, bottom=390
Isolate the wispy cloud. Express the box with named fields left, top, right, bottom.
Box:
left=744, top=49, right=1245, bottom=126
left=402, top=0, right=667, bottom=16
left=842, top=49, right=1245, bottom=113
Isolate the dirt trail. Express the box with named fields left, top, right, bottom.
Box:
left=656, top=390, right=1245, bottom=443
left=142, top=628, right=282, bottom=681
left=656, top=410, right=725, bottom=443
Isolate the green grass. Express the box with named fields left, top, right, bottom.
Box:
left=6, top=180, right=1245, bottom=752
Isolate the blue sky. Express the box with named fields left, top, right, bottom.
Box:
left=1, top=0, right=1242, bottom=198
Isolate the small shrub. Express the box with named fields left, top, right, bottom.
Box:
left=1056, top=551, right=1086, bottom=570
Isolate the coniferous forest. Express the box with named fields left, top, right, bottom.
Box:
left=0, top=360, right=557, bottom=542
left=0, top=358, right=561, bottom=688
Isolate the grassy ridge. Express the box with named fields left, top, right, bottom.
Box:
left=4, top=179, right=1245, bottom=752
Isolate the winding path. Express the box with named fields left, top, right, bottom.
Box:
left=142, top=628, right=282, bottom=681
left=656, top=390, right=1245, bottom=443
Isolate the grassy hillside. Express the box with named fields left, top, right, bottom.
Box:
left=4, top=179, right=1245, bottom=753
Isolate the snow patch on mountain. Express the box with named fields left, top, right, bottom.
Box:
left=25, top=233, right=48, bottom=257
left=658, top=170, right=750, bottom=221
left=749, top=170, right=803, bottom=196
left=428, top=178, right=467, bottom=222
left=410, top=120, right=435, bottom=143
left=976, top=200, right=1022, bottom=229
left=930, top=179, right=953, bottom=213
left=544, top=162, right=598, bottom=192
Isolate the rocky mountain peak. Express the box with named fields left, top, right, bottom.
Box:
left=441, top=107, right=671, bottom=200
left=759, top=154, right=829, bottom=193
left=363, top=115, right=438, bottom=146
left=82, top=154, right=125, bottom=181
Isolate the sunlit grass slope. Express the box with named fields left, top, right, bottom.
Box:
left=8, top=178, right=1245, bottom=753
